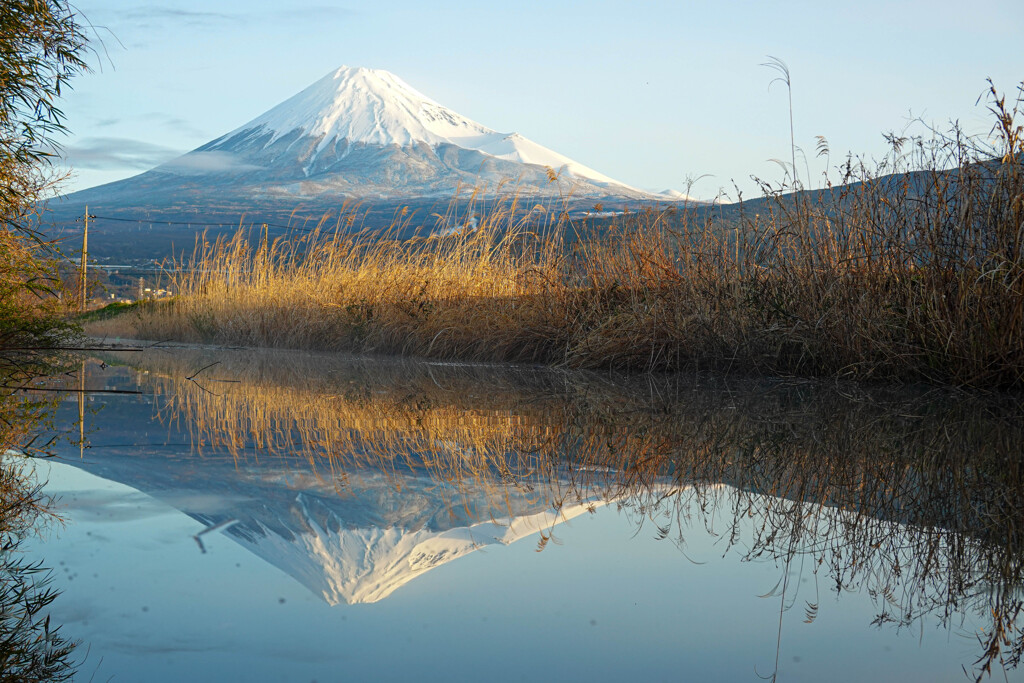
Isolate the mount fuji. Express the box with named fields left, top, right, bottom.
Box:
left=54, top=66, right=669, bottom=237
left=195, top=65, right=639, bottom=195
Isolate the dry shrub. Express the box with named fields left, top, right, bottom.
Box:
left=0, top=229, right=74, bottom=353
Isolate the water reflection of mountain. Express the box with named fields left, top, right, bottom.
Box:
left=57, top=360, right=615, bottom=604
left=65, top=432, right=608, bottom=605
left=62, top=346, right=1024, bottom=678
left=223, top=481, right=606, bottom=605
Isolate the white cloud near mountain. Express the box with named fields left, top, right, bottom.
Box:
left=159, top=151, right=263, bottom=175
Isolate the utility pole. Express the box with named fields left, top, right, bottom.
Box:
left=79, top=206, right=94, bottom=312
left=261, top=223, right=269, bottom=275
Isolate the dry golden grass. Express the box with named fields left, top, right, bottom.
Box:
left=91, top=85, right=1024, bottom=388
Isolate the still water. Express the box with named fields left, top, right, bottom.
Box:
left=16, top=346, right=1024, bottom=681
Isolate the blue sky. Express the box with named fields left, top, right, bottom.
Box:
left=59, top=0, right=1024, bottom=200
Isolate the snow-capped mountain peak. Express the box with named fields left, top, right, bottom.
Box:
left=209, top=65, right=629, bottom=189
left=65, top=65, right=669, bottom=215
left=234, top=66, right=495, bottom=149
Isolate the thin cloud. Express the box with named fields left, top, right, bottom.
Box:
left=99, top=4, right=355, bottom=31
left=273, top=6, right=357, bottom=22
left=160, top=151, right=262, bottom=174
left=65, top=137, right=182, bottom=171
left=123, top=6, right=236, bottom=25
left=141, top=112, right=208, bottom=139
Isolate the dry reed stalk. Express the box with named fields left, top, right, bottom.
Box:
left=89, top=84, right=1024, bottom=388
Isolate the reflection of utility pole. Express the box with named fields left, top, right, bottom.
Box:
left=78, top=359, right=85, bottom=458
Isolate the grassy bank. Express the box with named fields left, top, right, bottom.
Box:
left=90, top=87, right=1024, bottom=388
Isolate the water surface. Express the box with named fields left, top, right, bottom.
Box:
left=24, top=347, right=1024, bottom=681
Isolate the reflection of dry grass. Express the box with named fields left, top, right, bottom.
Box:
left=0, top=353, right=78, bottom=546
left=105, top=345, right=1024, bottom=682
left=135, top=350, right=591, bottom=521
left=0, top=380, right=58, bottom=536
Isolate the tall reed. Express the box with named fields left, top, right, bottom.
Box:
left=92, top=84, right=1024, bottom=388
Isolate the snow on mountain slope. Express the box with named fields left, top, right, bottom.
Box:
left=207, top=65, right=636, bottom=191
left=657, top=188, right=698, bottom=201
left=228, top=67, right=494, bottom=150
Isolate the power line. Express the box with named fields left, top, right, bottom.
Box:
left=87, top=214, right=331, bottom=233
